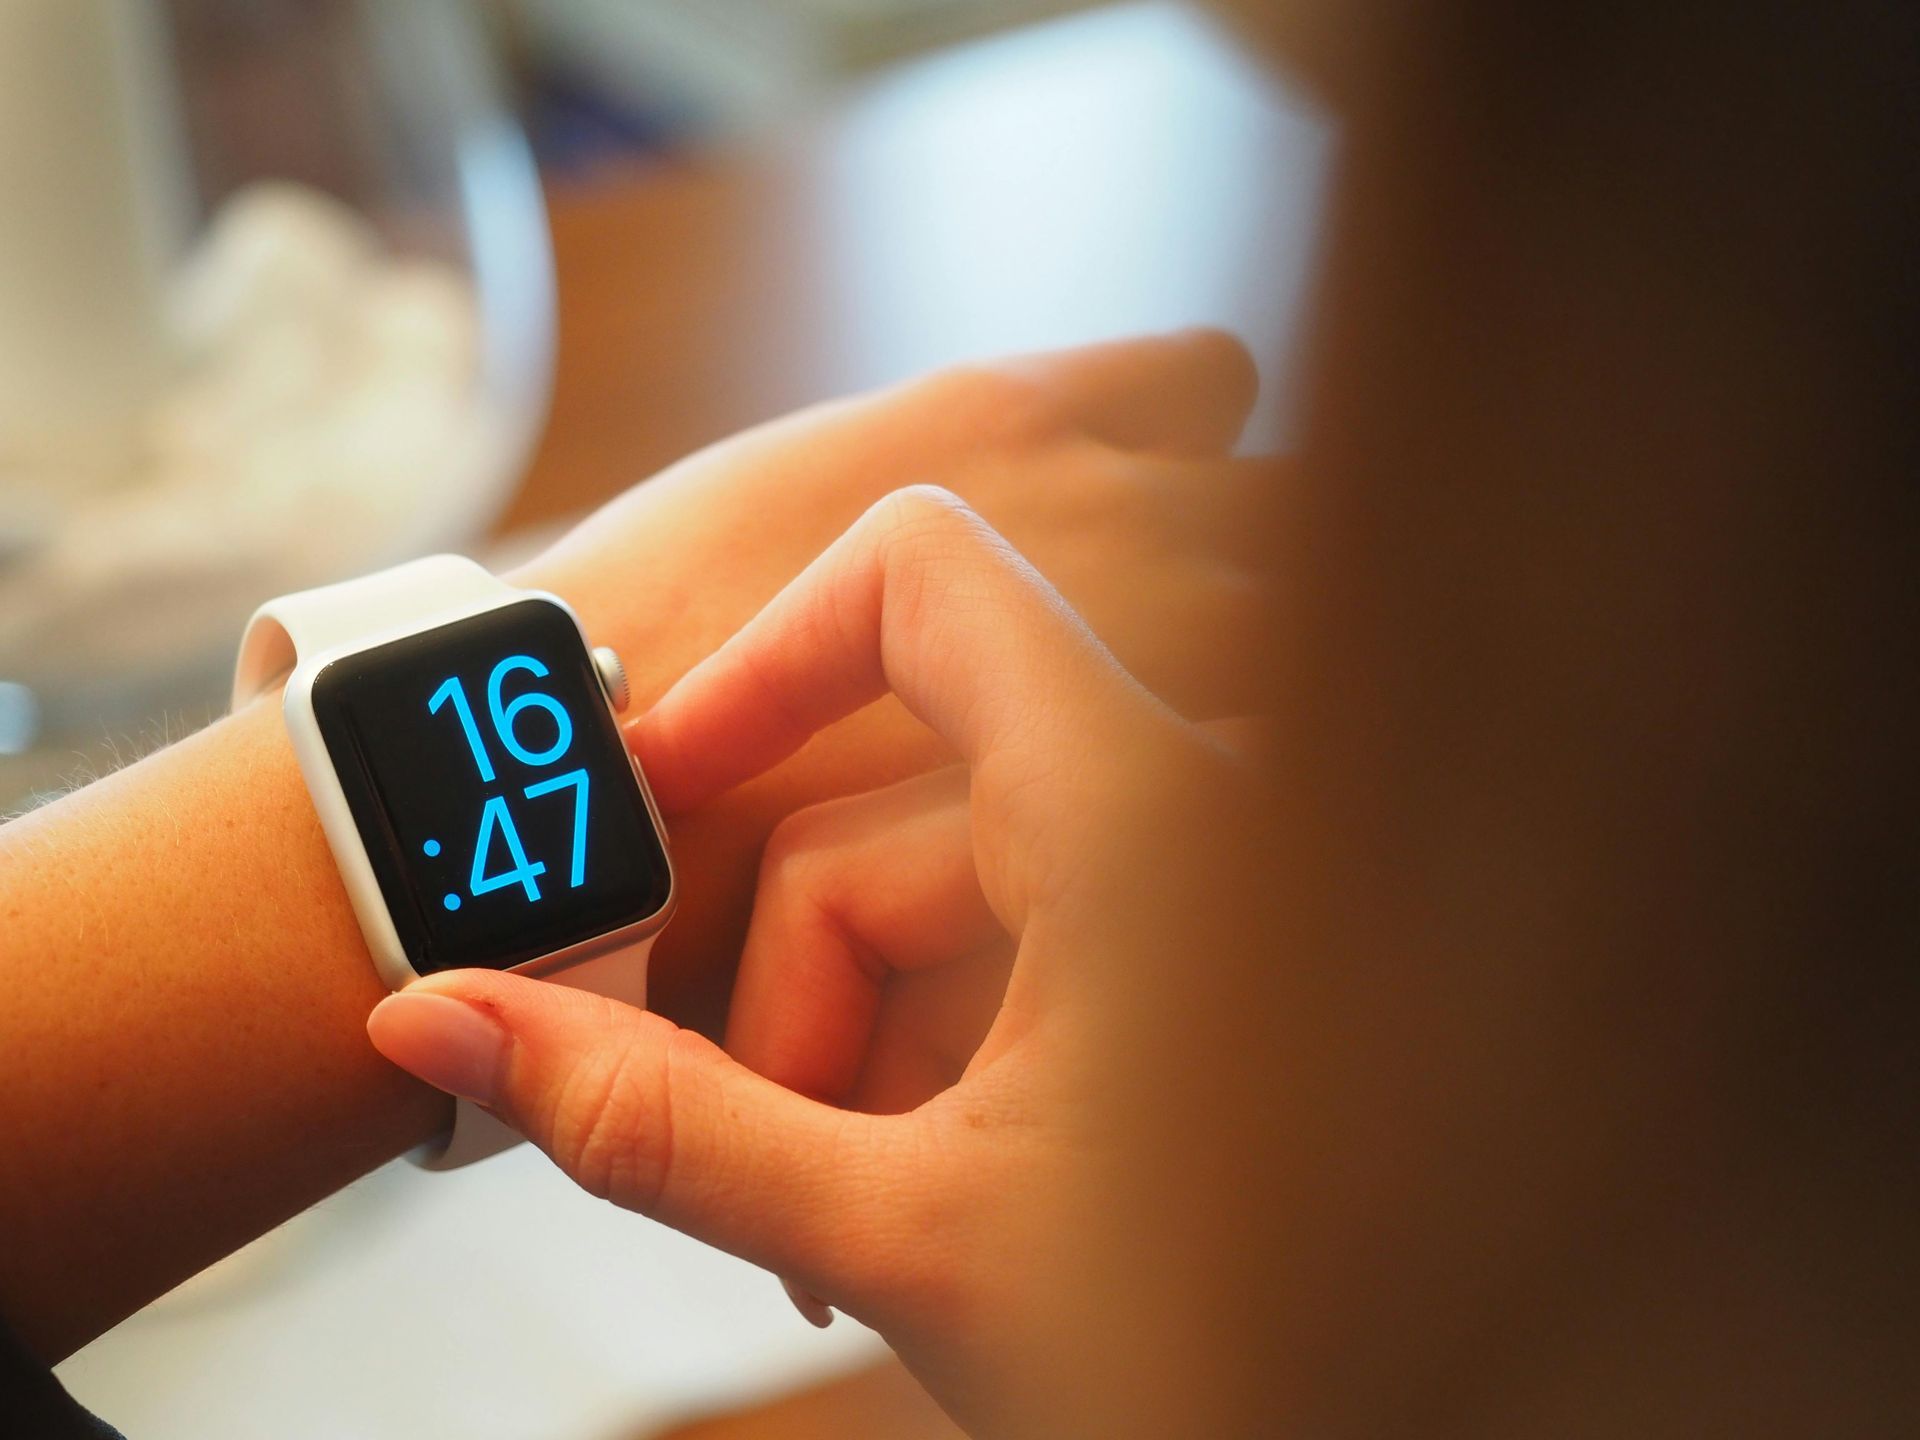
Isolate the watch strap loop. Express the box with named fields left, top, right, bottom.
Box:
left=231, top=554, right=508, bottom=708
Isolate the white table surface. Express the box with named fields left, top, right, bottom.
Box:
left=58, top=1141, right=885, bottom=1439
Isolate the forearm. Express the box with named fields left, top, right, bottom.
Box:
left=0, top=699, right=416, bottom=1362
left=0, top=653, right=943, bottom=1364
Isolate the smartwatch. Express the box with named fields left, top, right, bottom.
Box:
left=231, top=555, right=676, bottom=1169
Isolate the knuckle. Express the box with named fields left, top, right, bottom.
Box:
left=850, top=1115, right=993, bottom=1326
left=757, top=805, right=832, bottom=898
left=912, top=363, right=1061, bottom=443
left=862, top=486, right=998, bottom=628
left=864, top=485, right=1002, bottom=580
left=754, top=804, right=875, bottom=973
left=1054, top=442, right=1156, bottom=535
left=548, top=1006, right=673, bottom=1210
left=866, top=483, right=975, bottom=542
left=1180, top=325, right=1258, bottom=388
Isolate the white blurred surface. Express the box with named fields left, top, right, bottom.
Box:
left=57, top=1142, right=886, bottom=1438
left=814, top=1, right=1329, bottom=454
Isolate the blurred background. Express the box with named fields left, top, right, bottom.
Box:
left=10, top=1, right=1328, bottom=1434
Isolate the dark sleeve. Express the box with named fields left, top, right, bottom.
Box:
left=0, top=1316, right=124, bottom=1440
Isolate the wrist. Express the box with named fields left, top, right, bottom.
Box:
left=0, top=698, right=449, bottom=1360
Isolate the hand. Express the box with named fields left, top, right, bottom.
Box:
left=369, top=488, right=1255, bottom=1437
left=507, top=332, right=1276, bottom=1025
left=0, top=333, right=1274, bottom=1365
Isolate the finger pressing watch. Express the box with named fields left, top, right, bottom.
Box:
left=231, top=555, right=676, bottom=1169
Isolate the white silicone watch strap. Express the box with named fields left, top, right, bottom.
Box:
left=231, top=555, right=511, bottom=709
left=232, top=554, right=662, bottom=1171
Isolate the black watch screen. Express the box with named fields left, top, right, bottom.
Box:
left=311, top=598, right=672, bottom=974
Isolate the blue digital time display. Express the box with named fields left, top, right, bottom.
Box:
left=428, top=657, right=588, bottom=903
left=311, top=599, right=671, bottom=974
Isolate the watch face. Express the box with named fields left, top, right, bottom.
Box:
left=310, top=598, right=671, bottom=975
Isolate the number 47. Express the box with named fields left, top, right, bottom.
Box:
left=472, top=768, right=591, bottom=901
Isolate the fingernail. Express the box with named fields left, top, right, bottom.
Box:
left=781, top=1276, right=835, bottom=1328
left=367, top=991, right=510, bottom=1105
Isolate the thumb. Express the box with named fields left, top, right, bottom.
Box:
left=367, top=969, right=905, bottom=1301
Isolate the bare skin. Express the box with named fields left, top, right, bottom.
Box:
left=0, top=331, right=1274, bottom=1363
left=369, top=487, right=1265, bottom=1438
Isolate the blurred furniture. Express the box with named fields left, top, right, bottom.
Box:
left=500, top=0, right=1326, bottom=536
left=504, top=0, right=1103, bottom=136
left=0, top=0, right=550, bottom=814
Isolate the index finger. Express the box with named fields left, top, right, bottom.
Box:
left=629, top=486, right=1154, bottom=815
